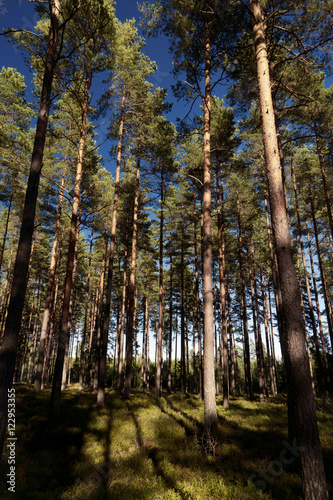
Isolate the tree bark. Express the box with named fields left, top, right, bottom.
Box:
left=0, top=0, right=61, bottom=452
left=49, top=67, right=91, bottom=420
left=249, top=2, right=328, bottom=496
left=0, top=243, right=15, bottom=342
left=202, top=25, right=217, bottom=431
left=97, top=90, right=126, bottom=407
left=216, top=166, right=229, bottom=407
left=261, top=270, right=276, bottom=396
left=117, top=226, right=129, bottom=392
left=310, top=197, right=333, bottom=353
left=296, top=254, right=316, bottom=398
left=168, top=244, right=173, bottom=394
left=193, top=192, right=203, bottom=399
left=305, top=219, right=331, bottom=395
left=62, top=217, right=80, bottom=392
left=236, top=194, right=253, bottom=399
left=44, top=235, right=63, bottom=387
left=180, top=221, right=186, bottom=394
left=291, top=162, right=325, bottom=394
left=263, top=179, right=286, bottom=362
left=94, top=235, right=109, bottom=392
left=156, top=162, right=164, bottom=397
left=248, top=247, right=265, bottom=400
left=226, top=277, right=235, bottom=395
left=84, top=288, right=97, bottom=388
left=26, top=301, right=40, bottom=385
left=35, top=166, right=66, bottom=392
left=78, top=226, right=94, bottom=391
left=124, top=160, right=140, bottom=399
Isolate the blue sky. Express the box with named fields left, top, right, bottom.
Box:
left=0, top=0, right=187, bottom=173
left=0, top=1, right=177, bottom=116
left=1, top=0, right=331, bottom=168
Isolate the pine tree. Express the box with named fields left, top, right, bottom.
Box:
left=249, top=1, right=328, bottom=497
left=97, top=17, right=157, bottom=406
left=49, top=0, right=115, bottom=420
left=0, top=0, right=64, bottom=454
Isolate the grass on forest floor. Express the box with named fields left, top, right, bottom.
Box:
left=0, top=385, right=332, bottom=499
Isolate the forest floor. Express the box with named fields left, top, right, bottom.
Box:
left=0, top=386, right=332, bottom=499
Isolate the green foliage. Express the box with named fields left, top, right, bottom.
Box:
left=0, top=66, right=34, bottom=208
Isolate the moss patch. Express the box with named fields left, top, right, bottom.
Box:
left=0, top=386, right=332, bottom=499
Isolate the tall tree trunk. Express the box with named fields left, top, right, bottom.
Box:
left=92, top=232, right=108, bottom=391
left=0, top=194, right=13, bottom=275
left=202, top=25, right=217, bottom=430
left=213, top=287, right=219, bottom=396
left=156, top=162, right=164, bottom=397
left=19, top=306, right=33, bottom=383
left=310, top=197, right=333, bottom=351
left=10, top=184, right=35, bottom=376
left=0, top=243, right=15, bottom=343
left=248, top=247, right=265, bottom=400
left=296, top=254, right=316, bottom=398
left=124, top=160, right=140, bottom=399
left=292, top=162, right=325, bottom=394
left=0, top=0, right=61, bottom=451
left=193, top=192, right=203, bottom=399
left=216, top=166, right=229, bottom=407
left=272, top=94, right=289, bottom=214
left=305, top=219, right=331, bottom=394
left=185, top=299, right=190, bottom=392
left=174, top=314, right=178, bottom=390
left=133, top=294, right=138, bottom=388
left=112, top=272, right=121, bottom=390
left=26, top=301, right=40, bottom=385
left=180, top=221, right=186, bottom=394
left=236, top=194, right=253, bottom=399
left=84, top=289, right=97, bottom=388
left=117, top=228, right=129, bottom=391
left=168, top=244, right=173, bottom=394
left=253, top=258, right=267, bottom=397
left=267, top=284, right=278, bottom=394
left=263, top=180, right=286, bottom=362
left=35, top=166, right=66, bottom=392
left=147, top=307, right=150, bottom=392
left=250, top=2, right=328, bottom=496
left=43, top=236, right=63, bottom=387
left=62, top=215, right=80, bottom=392
left=141, top=294, right=147, bottom=392
left=78, top=226, right=94, bottom=391
left=20, top=290, right=36, bottom=383
left=97, top=90, right=126, bottom=408
left=261, top=269, right=276, bottom=396
left=226, top=277, right=235, bottom=396
left=49, top=67, right=91, bottom=420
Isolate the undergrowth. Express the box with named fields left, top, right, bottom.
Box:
left=0, top=386, right=332, bottom=499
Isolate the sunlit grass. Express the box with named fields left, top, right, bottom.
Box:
left=0, top=385, right=332, bottom=499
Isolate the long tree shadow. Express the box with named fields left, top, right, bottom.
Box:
left=0, top=386, right=99, bottom=499
left=157, top=393, right=305, bottom=499
left=156, top=395, right=203, bottom=438
left=127, top=399, right=194, bottom=500
left=166, top=395, right=204, bottom=426
left=99, top=409, right=113, bottom=492
left=3, top=388, right=328, bottom=499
